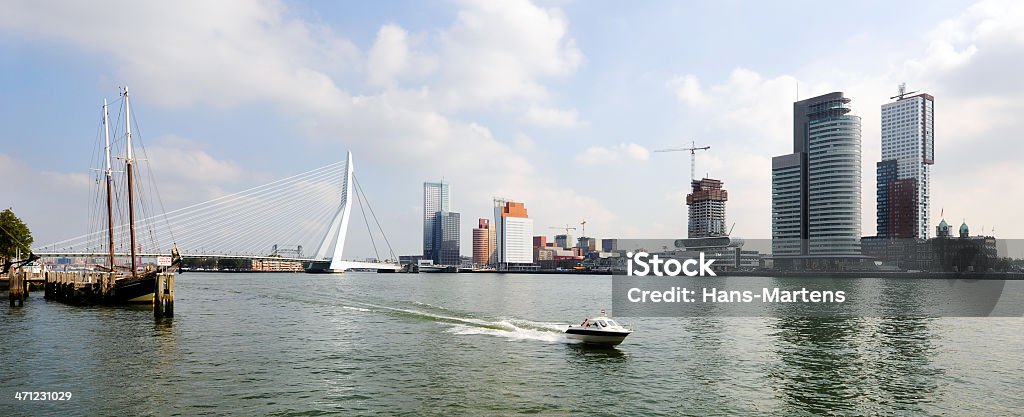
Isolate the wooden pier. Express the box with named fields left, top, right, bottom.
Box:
left=5, top=270, right=174, bottom=316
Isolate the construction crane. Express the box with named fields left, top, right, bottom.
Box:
left=890, top=82, right=919, bottom=101
left=580, top=220, right=587, bottom=238
left=549, top=225, right=577, bottom=235
left=654, top=141, right=710, bottom=183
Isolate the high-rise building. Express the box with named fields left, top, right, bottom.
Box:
left=487, top=220, right=496, bottom=265
left=533, top=235, right=548, bottom=248
left=878, top=88, right=934, bottom=239
left=577, top=237, right=596, bottom=253
left=434, top=211, right=461, bottom=266
left=772, top=92, right=862, bottom=268
left=494, top=199, right=534, bottom=269
left=554, top=234, right=574, bottom=249
left=686, top=178, right=728, bottom=238
left=472, top=218, right=493, bottom=266
left=423, top=181, right=459, bottom=265
left=423, top=181, right=450, bottom=261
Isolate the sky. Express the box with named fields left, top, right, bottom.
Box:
left=1, top=0, right=1023, bottom=259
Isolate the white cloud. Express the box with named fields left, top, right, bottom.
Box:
left=0, top=0, right=360, bottom=109
left=513, top=133, right=536, bottom=151
left=575, top=143, right=649, bottom=165
left=523, top=105, right=587, bottom=129
left=1, top=153, right=99, bottom=246
left=366, top=24, right=437, bottom=87
left=139, top=135, right=252, bottom=205
left=667, top=74, right=708, bottom=106
left=436, top=0, right=583, bottom=108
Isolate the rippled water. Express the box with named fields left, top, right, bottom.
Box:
left=2, top=273, right=1022, bottom=416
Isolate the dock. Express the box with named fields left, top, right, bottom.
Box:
left=5, top=270, right=175, bottom=317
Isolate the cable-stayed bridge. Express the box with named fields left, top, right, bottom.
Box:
left=34, top=151, right=400, bottom=272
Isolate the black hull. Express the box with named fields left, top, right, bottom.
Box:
left=110, top=276, right=156, bottom=304
left=564, top=328, right=632, bottom=337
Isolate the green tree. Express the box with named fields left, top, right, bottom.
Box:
left=0, top=208, right=33, bottom=261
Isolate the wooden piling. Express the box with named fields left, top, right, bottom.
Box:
left=9, top=270, right=27, bottom=307
left=165, top=273, right=174, bottom=317
left=11, top=271, right=19, bottom=306
left=154, top=273, right=165, bottom=318
left=8, top=271, right=17, bottom=306
left=153, top=273, right=175, bottom=318
left=44, top=271, right=52, bottom=299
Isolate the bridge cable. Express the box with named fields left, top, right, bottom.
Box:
left=353, top=174, right=397, bottom=261
left=352, top=179, right=381, bottom=260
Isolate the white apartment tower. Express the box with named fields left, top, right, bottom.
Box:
left=493, top=199, right=534, bottom=269
left=878, top=86, right=934, bottom=240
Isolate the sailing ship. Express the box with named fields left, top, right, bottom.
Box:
left=94, top=87, right=180, bottom=304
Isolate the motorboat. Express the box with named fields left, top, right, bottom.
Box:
left=565, top=312, right=632, bottom=346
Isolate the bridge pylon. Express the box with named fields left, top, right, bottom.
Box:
left=308, top=151, right=400, bottom=273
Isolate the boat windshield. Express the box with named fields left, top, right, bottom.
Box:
left=606, top=320, right=618, bottom=326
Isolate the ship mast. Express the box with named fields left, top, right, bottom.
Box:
left=103, top=98, right=116, bottom=272
left=123, top=87, right=138, bottom=278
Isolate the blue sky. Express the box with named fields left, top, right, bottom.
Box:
left=2, top=0, right=1021, bottom=258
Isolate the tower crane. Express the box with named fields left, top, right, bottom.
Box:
left=580, top=220, right=587, bottom=238
left=654, top=141, right=710, bottom=183
left=549, top=225, right=577, bottom=235
left=890, top=82, right=919, bottom=100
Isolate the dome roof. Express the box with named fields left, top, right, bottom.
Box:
left=937, top=219, right=948, bottom=230
left=960, top=221, right=969, bottom=235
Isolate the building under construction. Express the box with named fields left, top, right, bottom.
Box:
left=686, top=178, right=728, bottom=238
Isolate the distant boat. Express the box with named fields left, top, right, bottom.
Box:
left=91, top=88, right=179, bottom=304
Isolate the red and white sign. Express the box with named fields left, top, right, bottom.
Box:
left=157, top=256, right=173, bottom=266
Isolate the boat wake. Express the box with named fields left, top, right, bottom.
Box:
left=346, top=300, right=578, bottom=344
left=445, top=321, right=580, bottom=344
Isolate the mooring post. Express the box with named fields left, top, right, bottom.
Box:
left=21, top=271, right=28, bottom=304
left=9, top=270, right=26, bottom=307
left=44, top=271, right=52, bottom=299
left=165, top=273, right=174, bottom=317
left=72, top=272, right=79, bottom=304
left=107, top=271, right=114, bottom=300
left=8, top=271, right=17, bottom=307
left=154, top=273, right=165, bottom=318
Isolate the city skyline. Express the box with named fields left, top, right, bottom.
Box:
left=2, top=1, right=1022, bottom=259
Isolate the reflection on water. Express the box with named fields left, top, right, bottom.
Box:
left=769, top=316, right=944, bottom=415
left=874, top=317, right=942, bottom=411
left=770, top=317, right=869, bottom=415
left=564, top=343, right=628, bottom=363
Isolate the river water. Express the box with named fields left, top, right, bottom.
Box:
left=2, top=273, right=1021, bottom=416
